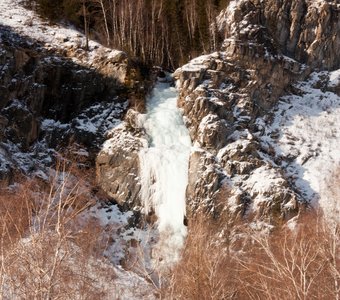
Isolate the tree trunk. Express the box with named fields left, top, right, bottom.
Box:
left=83, top=0, right=89, bottom=51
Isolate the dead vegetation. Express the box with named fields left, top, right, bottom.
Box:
left=0, top=157, right=339, bottom=299
left=0, top=163, right=117, bottom=299
left=163, top=211, right=340, bottom=300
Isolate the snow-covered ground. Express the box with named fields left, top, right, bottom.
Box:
left=78, top=203, right=157, bottom=299
left=0, top=0, right=125, bottom=66
left=261, top=72, right=340, bottom=221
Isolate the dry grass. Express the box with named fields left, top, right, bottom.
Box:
left=0, top=186, right=32, bottom=248
left=237, top=213, right=339, bottom=300
left=1, top=158, right=339, bottom=299
left=0, top=163, right=117, bottom=299
left=164, top=214, right=239, bottom=300
left=162, top=211, right=340, bottom=300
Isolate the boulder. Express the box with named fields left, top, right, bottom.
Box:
left=96, top=124, right=147, bottom=209
left=2, top=100, right=39, bottom=149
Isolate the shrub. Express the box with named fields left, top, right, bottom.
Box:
left=163, top=212, right=340, bottom=299
left=0, top=165, right=116, bottom=299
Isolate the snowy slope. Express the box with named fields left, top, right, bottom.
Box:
left=0, top=0, right=125, bottom=66
left=261, top=72, right=340, bottom=221
left=0, top=0, right=129, bottom=176
left=78, top=203, right=157, bottom=299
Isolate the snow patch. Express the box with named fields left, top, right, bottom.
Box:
left=329, top=69, right=340, bottom=87
left=262, top=72, right=340, bottom=221
left=0, top=0, right=126, bottom=67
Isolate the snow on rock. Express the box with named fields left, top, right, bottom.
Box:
left=216, top=136, right=295, bottom=216
left=72, top=101, right=127, bottom=144
left=76, top=201, right=159, bottom=298
left=173, top=0, right=340, bottom=229
left=0, top=0, right=133, bottom=180
left=179, top=54, right=211, bottom=72
left=0, top=139, right=54, bottom=181
left=81, top=203, right=136, bottom=265
left=217, top=0, right=247, bottom=35
left=96, top=122, right=147, bottom=208
left=262, top=72, right=340, bottom=221
left=41, top=119, right=70, bottom=131
left=329, top=69, right=340, bottom=87
left=101, top=123, right=146, bottom=156
left=27, top=102, right=127, bottom=171
left=245, top=166, right=286, bottom=205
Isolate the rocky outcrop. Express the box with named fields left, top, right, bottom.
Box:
left=264, top=0, right=340, bottom=70
left=174, top=52, right=308, bottom=144
left=173, top=0, right=340, bottom=223
left=96, top=122, right=146, bottom=209
left=0, top=24, right=146, bottom=184
left=218, top=0, right=340, bottom=71
left=0, top=29, right=141, bottom=120
left=2, top=100, right=39, bottom=149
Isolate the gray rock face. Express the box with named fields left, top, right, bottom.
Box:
left=173, top=0, right=337, bottom=223
left=186, top=149, right=228, bottom=216
left=264, top=0, right=340, bottom=70
left=2, top=100, right=39, bottom=150
left=96, top=123, right=147, bottom=209
left=0, top=48, right=134, bottom=124
left=218, top=0, right=340, bottom=71
left=0, top=25, right=144, bottom=184
left=175, top=53, right=308, bottom=127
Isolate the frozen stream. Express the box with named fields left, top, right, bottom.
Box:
left=139, top=81, right=191, bottom=264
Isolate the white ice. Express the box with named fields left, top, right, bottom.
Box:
left=139, top=82, right=191, bottom=264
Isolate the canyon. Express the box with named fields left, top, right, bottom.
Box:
left=0, top=0, right=339, bottom=298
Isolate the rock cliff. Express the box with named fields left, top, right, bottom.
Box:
left=219, top=0, right=340, bottom=70
left=94, top=0, right=340, bottom=226
left=2, top=0, right=339, bottom=227
left=0, top=23, right=146, bottom=184
left=96, top=122, right=147, bottom=210
left=173, top=0, right=340, bottom=224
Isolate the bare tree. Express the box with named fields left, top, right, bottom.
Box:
left=97, top=0, right=111, bottom=46
left=82, top=0, right=89, bottom=50
left=0, top=164, right=117, bottom=299
left=236, top=214, right=339, bottom=300
left=165, top=213, right=238, bottom=299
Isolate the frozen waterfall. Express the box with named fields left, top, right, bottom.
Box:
left=139, top=80, right=191, bottom=263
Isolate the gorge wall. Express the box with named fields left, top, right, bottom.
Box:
left=98, top=0, right=340, bottom=226
left=0, top=23, right=146, bottom=185
left=2, top=0, right=340, bottom=228
left=173, top=0, right=340, bottom=223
